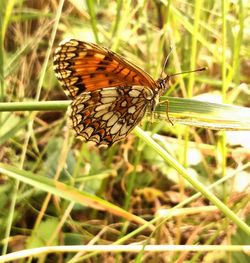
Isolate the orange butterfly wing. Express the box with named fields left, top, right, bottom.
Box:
left=53, top=39, right=157, bottom=98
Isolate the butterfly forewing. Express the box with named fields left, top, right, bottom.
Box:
left=53, top=39, right=157, bottom=98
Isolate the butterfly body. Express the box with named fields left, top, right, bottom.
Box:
left=53, top=39, right=169, bottom=146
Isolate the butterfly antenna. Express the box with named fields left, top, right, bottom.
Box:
left=167, top=67, right=206, bottom=79
left=160, top=46, right=173, bottom=78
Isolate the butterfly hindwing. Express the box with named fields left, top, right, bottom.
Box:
left=69, top=86, right=156, bottom=145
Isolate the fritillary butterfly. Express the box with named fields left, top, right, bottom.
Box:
left=53, top=39, right=170, bottom=146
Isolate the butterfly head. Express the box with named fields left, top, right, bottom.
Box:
left=156, top=75, right=171, bottom=96
left=157, top=48, right=206, bottom=96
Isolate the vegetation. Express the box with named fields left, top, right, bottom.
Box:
left=0, top=1, right=249, bottom=262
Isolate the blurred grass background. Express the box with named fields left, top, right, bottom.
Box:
left=0, top=0, right=249, bottom=262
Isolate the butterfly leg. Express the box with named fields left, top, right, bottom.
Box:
left=166, top=99, right=174, bottom=126
left=157, top=99, right=174, bottom=126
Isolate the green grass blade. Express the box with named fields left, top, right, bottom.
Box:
left=0, top=98, right=249, bottom=130
left=155, top=97, right=250, bottom=130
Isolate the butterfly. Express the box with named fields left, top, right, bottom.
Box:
left=53, top=39, right=170, bottom=146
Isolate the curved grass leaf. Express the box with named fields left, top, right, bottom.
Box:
left=0, top=163, right=151, bottom=227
